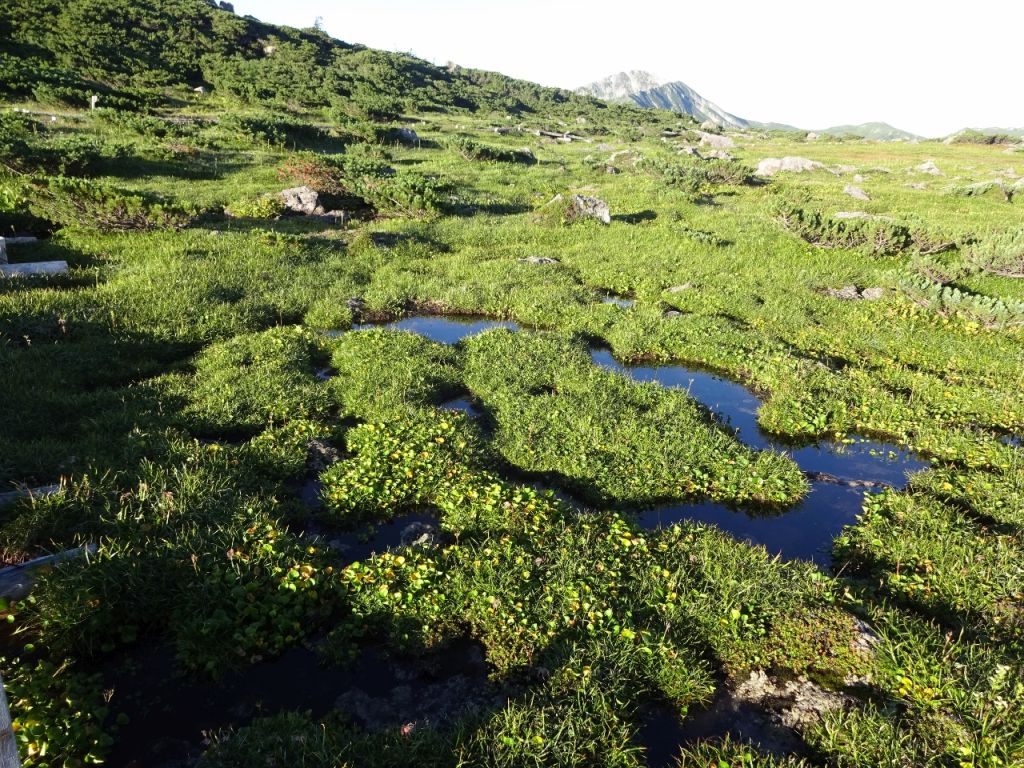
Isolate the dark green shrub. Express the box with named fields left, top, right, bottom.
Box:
left=774, top=202, right=924, bottom=256
left=27, top=176, right=193, bottom=231
left=951, top=129, right=1015, bottom=145
left=446, top=135, right=535, bottom=164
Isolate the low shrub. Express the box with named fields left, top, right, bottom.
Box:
left=969, top=228, right=1024, bottom=277
left=446, top=135, right=535, bottom=164
left=27, top=176, right=193, bottom=231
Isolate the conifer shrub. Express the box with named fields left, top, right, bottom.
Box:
left=969, top=228, right=1024, bottom=278
left=27, top=176, right=193, bottom=231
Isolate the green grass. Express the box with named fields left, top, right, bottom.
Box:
left=2, top=67, right=1024, bottom=768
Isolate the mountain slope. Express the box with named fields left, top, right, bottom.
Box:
left=0, top=0, right=624, bottom=120
left=631, top=82, right=748, bottom=129
left=576, top=70, right=662, bottom=103
left=818, top=122, right=921, bottom=141
left=579, top=71, right=747, bottom=128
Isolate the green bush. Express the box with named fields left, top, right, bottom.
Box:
left=446, top=135, right=535, bottom=164
left=27, top=176, right=194, bottom=231
left=969, top=228, right=1024, bottom=277
left=224, top=193, right=285, bottom=219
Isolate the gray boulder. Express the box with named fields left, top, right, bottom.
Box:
left=279, top=186, right=325, bottom=215
left=915, top=159, right=942, bottom=175
left=569, top=194, right=611, bottom=224
left=756, top=156, right=825, bottom=176
left=697, top=131, right=735, bottom=149
left=395, top=127, right=420, bottom=145
left=519, top=256, right=560, bottom=265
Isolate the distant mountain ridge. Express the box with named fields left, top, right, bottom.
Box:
left=817, top=122, right=921, bottom=141
left=579, top=71, right=923, bottom=140
left=578, top=70, right=748, bottom=128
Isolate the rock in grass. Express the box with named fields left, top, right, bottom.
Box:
left=915, top=159, right=942, bottom=175
left=279, top=185, right=325, bottom=215
left=394, top=127, right=420, bottom=145
left=400, top=521, right=449, bottom=548
left=666, top=283, right=693, bottom=293
left=519, top=256, right=560, bottom=265
left=824, top=285, right=884, bottom=300
left=755, top=156, right=825, bottom=176
left=843, top=184, right=871, bottom=201
left=697, top=131, right=735, bottom=149
left=568, top=194, right=611, bottom=224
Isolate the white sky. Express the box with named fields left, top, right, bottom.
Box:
left=231, top=0, right=1022, bottom=137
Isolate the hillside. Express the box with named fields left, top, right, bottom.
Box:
left=818, top=121, right=922, bottom=141
left=0, top=0, right=638, bottom=121
left=2, top=3, right=1024, bottom=768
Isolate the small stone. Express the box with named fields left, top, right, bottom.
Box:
left=306, top=439, right=340, bottom=472
left=915, top=159, right=942, bottom=175
left=519, top=256, right=560, bottom=265
left=825, top=285, right=862, bottom=300
left=666, top=283, right=693, bottom=293
left=606, top=166, right=620, bottom=174
left=859, top=287, right=885, bottom=300
left=663, top=310, right=683, bottom=318
left=843, top=184, right=871, bottom=201
left=400, top=522, right=448, bottom=548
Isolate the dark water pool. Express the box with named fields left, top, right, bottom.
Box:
left=590, top=349, right=927, bottom=565
left=105, top=637, right=490, bottom=767
left=602, top=295, right=635, bottom=309
left=337, top=317, right=929, bottom=565
left=439, top=396, right=483, bottom=417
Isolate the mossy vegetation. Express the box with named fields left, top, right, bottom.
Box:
left=1, top=1, right=1023, bottom=766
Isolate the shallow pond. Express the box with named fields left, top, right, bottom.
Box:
left=342, top=317, right=929, bottom=565
left=354, top=316, right=520, bottom=344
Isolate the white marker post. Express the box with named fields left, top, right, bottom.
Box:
left=89, top=95, right=99, bottom=110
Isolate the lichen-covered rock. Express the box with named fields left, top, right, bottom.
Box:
left=916, top=159, right=942, bottom=175
left=568, top=194, right=611, bottom=224
left=279, top=185, right=325, bottom=215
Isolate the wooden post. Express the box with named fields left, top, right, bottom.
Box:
left=0, top=674, right=20, bottom=768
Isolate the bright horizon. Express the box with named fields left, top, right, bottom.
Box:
left=231, top=0, right=1021, bottom=138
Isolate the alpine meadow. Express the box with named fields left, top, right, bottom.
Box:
left=0, top=2, right=1023, bottom=767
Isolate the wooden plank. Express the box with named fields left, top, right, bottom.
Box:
left=0, top=674, right=20, bottom=768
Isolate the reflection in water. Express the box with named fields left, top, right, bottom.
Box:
left=343, top=317, right=929, bottom=565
